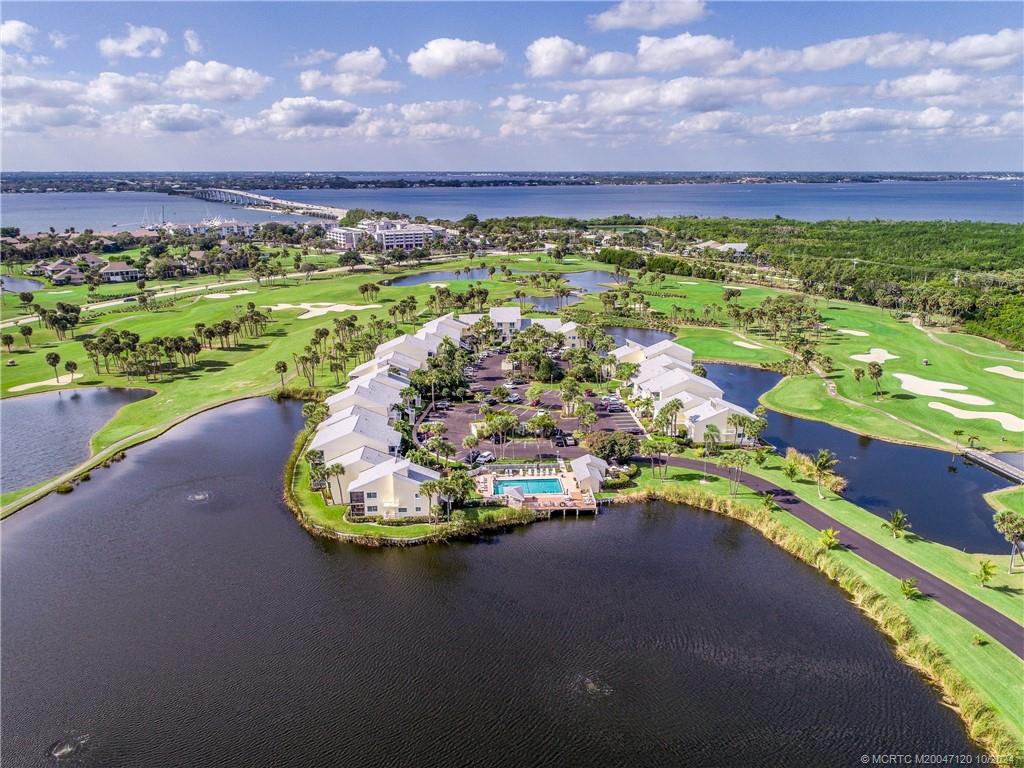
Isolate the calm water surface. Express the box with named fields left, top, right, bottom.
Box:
left=0, top=387, right=153, bottom=492
left=0, top=276, right=44, bottom=293
left=263, top=181, right=1024, bottom=223
left=605, top=325, right=675, bottom=347
left=1, top=397, right=977, bottom=767
left=704, top=363, right=1009, bottom=553
left=5, top=181, right=1020, bottom=234
left=0, top=191, right=311, bottom=234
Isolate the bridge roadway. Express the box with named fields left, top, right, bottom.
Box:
left=193, top=188, right=347, bottom=220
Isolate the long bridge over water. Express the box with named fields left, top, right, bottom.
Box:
left=193, top=188, right=347, bottom=220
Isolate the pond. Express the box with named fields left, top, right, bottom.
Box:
left=388, top=267, right=494, bottom=286
left=1, top=397, right=977, bottom=766
left=704, top=363, right=1010, bottom=553
left=0, top=276, right=44, bottom=294
left=0, top=387, right=154, bottom=492
left=527, top=293, right=582, bottom=313
left=604, top=326, right=675, bottom=348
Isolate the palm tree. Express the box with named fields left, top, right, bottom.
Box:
left=974, top=559, right=997, bottom=588
left=811, top=448, right=838, bottom=499
left=64, top=360, right=78, bottom=380
left=967, top=434, right=980, bottom=448
left=819, top=528, right=840, bottom=550
left=867, top=361, right=883, bottom=395
left=881, top=508, right=911, bottom=539
left=852, top=367, right=864, bottom=390
left=760, top=492, right=781, bottom=515
left=1, top=333, right=13, bottom=352
left=45, top=352, right=61, bottom=382
left=324, top=464, right=345, bottom=503
left=18, top=325, right=32, bottom=348
left=952, top=429, right=964, bottom=450
left=274, top=360, right=288, bottom=387
left=703, top=424, right=720, bottom=457
left=419, top=479, right=442, bottom=523
left=899, top=578, right=922, bottom=600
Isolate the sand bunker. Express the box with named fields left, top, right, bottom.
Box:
left=204, top=289, right=256, bottom=299
left=263, top=302, right=381, bottom=320
left=734, top=341, right=763, bottom=349
left=678, top=281, right=699, bottom=285
left=893, top=373, right=994, bottom=406
left=429, top=283, right=448, bottom=288
left=984, top=365, right=1024, bottom=381
left=723, top=285, right=750, bottom=290
left=837, top=329, right=869, bottom=337
left=517, top=258, right=534, bottom=262
left=928, top=402, right=1024, bottom=433
left=45, top=290, right=73, bottom=295
left=10, top=373, right=83, bottom=392
left=850, top=348, right=899, bottom=364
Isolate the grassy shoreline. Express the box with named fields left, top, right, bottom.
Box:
left=609, top=483, right=1023, bottom=763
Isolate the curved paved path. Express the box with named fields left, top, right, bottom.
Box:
left=654, top=455, right=1024, bottom=659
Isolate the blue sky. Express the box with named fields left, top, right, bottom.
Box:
left=2, top=1, right=1021, bottom=171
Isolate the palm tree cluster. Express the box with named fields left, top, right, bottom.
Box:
left=81, top=328, right=203, bottom=381
left=33, top=301, right=81, bottom=341
left=425, top=283, right=490, bottom=315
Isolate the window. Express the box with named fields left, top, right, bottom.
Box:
left=366, top=492, right=377, bottom=499
left=398, top=507, right=408, bottom=516
left=415, top=506, right=422, bottom=512
left=367, top=505, right=378, bottom=513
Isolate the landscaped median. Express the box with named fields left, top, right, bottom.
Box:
left=600, top=473, right=1024, bottom=762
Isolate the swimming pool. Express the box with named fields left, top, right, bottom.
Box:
left=494, top=478, right=564, bottom=496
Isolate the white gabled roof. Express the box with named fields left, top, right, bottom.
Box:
left=610, top=340, right=644, bottom=359
left=347, top=369, right=408, bottom=392
left=570, top=454, right=609, bottom=482
left=310, top=413, right=400, bottom=452
left=374, top=333, right=432, bottom=359
left=489, top=306, right=522, bottom=323
left=642, top=369, right=724, bottom=398
left=530, top=318, right=563, bottom=333
left=684, top=398, right=753, bottom=424
left=347, top=457, right=439, bottom=492
left=421, top=314, right=467, bottom=338
left=559, top=321, right=578, bottom=333
left=319, top=405, right=390, bottom=431
left=325, top=444, right=393, bottom=470
left=655, top=390, right=706, bottom=412
left=642, top=339, right=694, bottom=360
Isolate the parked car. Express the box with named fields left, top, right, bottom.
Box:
left=506, top=393, right=523, bottom=404
left=584, top=388, right=594, bottom=397
left=435, top=400, right=450, bottom=410
left=564, top=435, right=577, bottom=446
left=553, top=436, right=566, bottom=447
left=607, top=404, right=625, bottom=413
left=475, top=451, right=496, bottom=464
left=486, top=397, right=499, bottom=406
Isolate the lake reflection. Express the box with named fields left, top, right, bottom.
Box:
left=1, top=398, right=977, bottom=767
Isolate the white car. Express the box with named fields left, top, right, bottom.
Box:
left=475, top=451, right=496, bottom=464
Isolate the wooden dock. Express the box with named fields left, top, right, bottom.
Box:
left=964, top=450, right=1024, bottom=484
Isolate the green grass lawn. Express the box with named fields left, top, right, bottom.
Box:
left=606, top=463, right=1024, bottom=745
left=986, top=485, right=1024, bottom=516
left=593, top=271, right=1024, bottom=452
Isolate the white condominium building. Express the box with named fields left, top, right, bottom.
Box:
left=325, top=226, right=365, bottom=249
left=358, top=218, right=448, bottom=250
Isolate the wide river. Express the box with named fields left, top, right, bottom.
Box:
left=1, top=397, right=978, bottom=766
left=2, top=180, right=1022, bottom=232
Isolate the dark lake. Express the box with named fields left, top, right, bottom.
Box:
left=0, top=387, right=153, bottom=492
left=1, top=397, right=978, bottom=767
left=0, top=276, right=44, bottom=294
left=704, top=363, right=1009, bottom=553
left=605, top=325, right=675, bottom=347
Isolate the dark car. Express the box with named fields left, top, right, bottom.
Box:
left=607, top=405, right=625, bottom=413
left=553, top=436, right=566, bottom=447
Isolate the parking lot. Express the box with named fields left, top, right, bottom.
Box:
left=417, top=350, right=644, bottom=464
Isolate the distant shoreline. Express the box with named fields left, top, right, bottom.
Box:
left=3, top=172, right=1021, bottom=195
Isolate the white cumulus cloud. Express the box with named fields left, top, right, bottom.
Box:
left=48, top=31, right=74, bottom=50
left=98, top=24, right=169, bottom=60
left=408, top=38, right=505, bottom=78
left=164, top=60, right=271, bottom=101
left=118, top=103, right=226, bottom=134
left=525, top=36, right=589, bottom=78
left=589, top=0, right=707, bottom=31
left=184, top=29, right=203, bottom=56
left=1, top=20, right=38, bottom=51
left=298, top=46, right=400, bottom=95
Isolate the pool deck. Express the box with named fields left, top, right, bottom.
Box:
left=476, top=467, right=598, bottom=516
